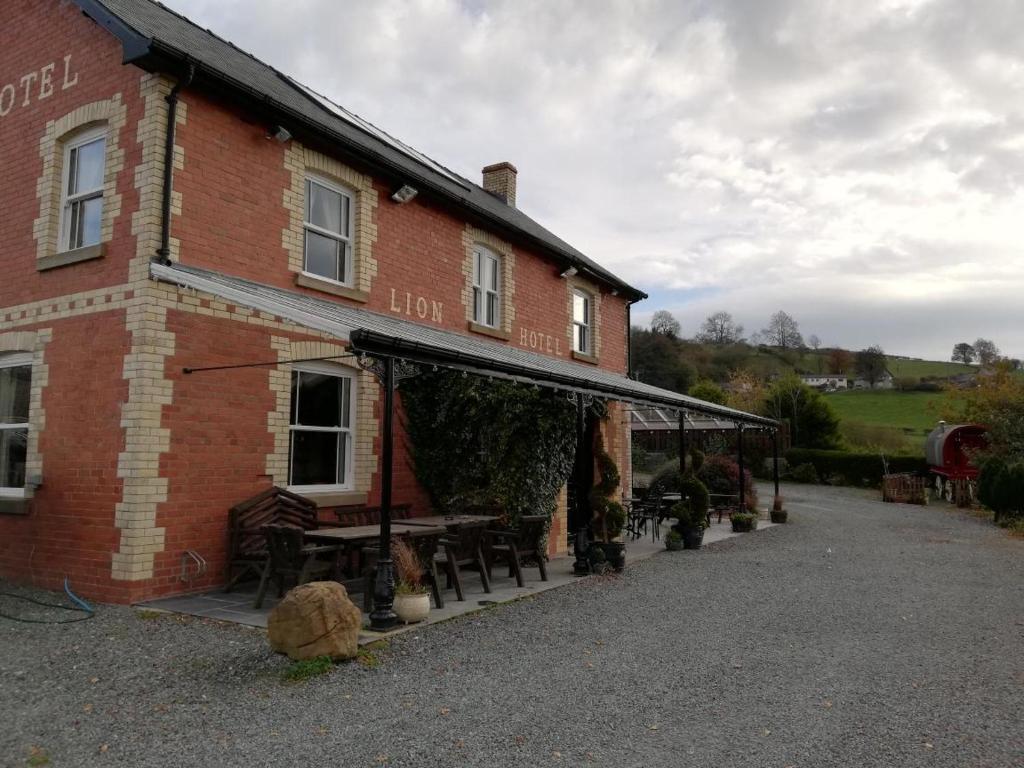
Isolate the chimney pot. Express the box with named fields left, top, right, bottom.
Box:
left=482, top=162, right=517, bottom=207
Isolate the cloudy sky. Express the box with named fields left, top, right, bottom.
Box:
left=165, top=0, right=1024, bottom=361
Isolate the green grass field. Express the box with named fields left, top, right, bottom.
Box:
left=885, top=357, right=975, bottom=379
left=825, top=390, right=941, bottom=433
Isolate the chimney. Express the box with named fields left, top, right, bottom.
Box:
left=482, top=162, right=517, bottom=207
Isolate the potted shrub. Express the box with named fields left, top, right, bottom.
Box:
left=664, top=529, right=684, bottom=551
left=589, top=436, right=627, bottom=571
left=391, top=537, right=430, bottom=624
left=670, top=476, right=711, bottom=549
left=770, top=494, right=788, bottom=524
left=731, top=512, right=757, bottom=533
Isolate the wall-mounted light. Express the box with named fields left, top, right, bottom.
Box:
left=390, top=184, right=418, bottom=204
left=559, top=266, right=578, bottom=278
left=267, top=125, right=292, bottom=143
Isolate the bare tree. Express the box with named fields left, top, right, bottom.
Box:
left=696, top=311, right=743, bottom=345
left=808, top=334, right=822, bottom=372
left=761, top=311, right=804, bottom=350
left=973, top=338, right=1000, bottom=366
left=951, top=342, right=975, bottom=364
left=650, top=310, right=681, bottom=339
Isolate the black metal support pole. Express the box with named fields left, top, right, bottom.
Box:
left=772, top=429, right=780, bottom=499
left=678, top=410, right=686, bottom=476
left=369, top=356, right=397, bottom=631
left=737, top=424, right=746, bottom=513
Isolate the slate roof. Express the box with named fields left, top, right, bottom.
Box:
left=150, top=261, right=775, bottom=426
left=75, top=0, right=646, bottom=300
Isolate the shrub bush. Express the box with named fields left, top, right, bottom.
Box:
left=647, top=462, right=684, bottom=498
left=699, top=454, right=758, bottom=512
left=670, top=477, right=710, bottom=530
left=791, top=462, right=819, bottom=484
left=784, top=448, right=927, bottom=487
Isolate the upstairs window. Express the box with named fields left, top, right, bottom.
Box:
left=0, top=354, right=32, bottom=498
left=288, top=364, right=354, bottom=490
left=572, top=290, right=591, bottom=354
left=303, top=176, right=353, bottom=285
left=472, top=246, right=501, bottom=328
left=60, top=128, right=106, bottom=252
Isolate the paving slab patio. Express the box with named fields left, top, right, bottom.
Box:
left=138, top=516, right=775, bottom=643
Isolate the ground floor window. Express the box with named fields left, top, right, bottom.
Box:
left=0, top=353, right=32, bottom=498
left=288, top=363, right=354, bottom=490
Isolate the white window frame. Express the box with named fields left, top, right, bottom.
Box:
left=287, top=362, right=356, bottom=493
left=572, top=289, right=592, bottom=354
left=0, top=352, right=33, bottom=499
left=58, top=126, right=107, bottom=253
left=472, top=245, right=501, bottom=328
left=302, top=174, right=355, bottom=286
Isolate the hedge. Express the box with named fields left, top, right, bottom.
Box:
left=784, top=449, right=928, bottom=487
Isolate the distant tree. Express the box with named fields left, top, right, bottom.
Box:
left=826, top=348, right=854, bottom=375
left=941, top=361, right=1024, bottom=456
left=764, top=373, right=841, bottom=449
left=650, top=310, right=681, bottom=339
left=630, top=327, right=696, bottom=393
left=761, top=311, right=804, bottom=350
left=688, top=379, right=728, bottom=406
left=973, top=338, right=1000, bottom=367
left=855, top=345, right=888, bottom=388
left=951, top=342, right=976, bottom=364
left=807, top=334, right=822, bottom=372
left=696, top=311, right=743, bottom=345
left=725, top=369, right=767, bottom=415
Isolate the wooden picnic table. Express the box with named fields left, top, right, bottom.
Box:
left=400, top=514, right=498, bottom=531
left=306, top=522, right=446, bottom=542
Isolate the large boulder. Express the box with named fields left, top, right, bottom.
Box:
left=267, top=581, right=362, bottom=661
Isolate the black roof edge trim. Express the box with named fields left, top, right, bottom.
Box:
left=348, top=328, right=775, bottom=427
left=73, top=0, right=153, bottom=63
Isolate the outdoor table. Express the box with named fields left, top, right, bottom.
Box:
left=400, top=514, right=498, bottom=532
left=709, top=494, right=740, bottom=523
left=306, top=522, right=445, bottom=543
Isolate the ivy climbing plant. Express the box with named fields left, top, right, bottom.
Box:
left=399, top=371, right=578, bottom=523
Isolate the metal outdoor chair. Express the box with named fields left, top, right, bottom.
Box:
left=253, top=524, right=340, bottom=609
left=486, top=515, right=549, bottom=587
left=434, top=521, right=491, bottom=601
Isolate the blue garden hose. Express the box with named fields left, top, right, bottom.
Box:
left=0, top=577, right=95, bottom=623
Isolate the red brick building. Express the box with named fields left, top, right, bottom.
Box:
left=0, top=0, right=770, bottom=604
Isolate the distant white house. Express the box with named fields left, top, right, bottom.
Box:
left=800, top=374, right=848, bottom=391
left=852, top=369, right=895, bottom=390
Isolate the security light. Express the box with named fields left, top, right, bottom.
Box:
left=560, top=266, right=578, bottom=278
left=268, top=125, right=292, bottom=143
left=391, top=184, right=419, bottom=204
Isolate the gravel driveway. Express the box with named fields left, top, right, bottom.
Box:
left=2, top=483, right=1022, bottom=767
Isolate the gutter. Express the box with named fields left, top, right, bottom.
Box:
left=156, top=64, right=195, bottom=264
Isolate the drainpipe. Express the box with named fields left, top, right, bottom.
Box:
left=156, top=64, right=195, bottom=264
left=626, top=302, right=633, bottom=379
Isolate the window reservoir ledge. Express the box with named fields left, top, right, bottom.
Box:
left=37, top=243, right=105, bottom=272
left=295, top=271, right=369, bottom=303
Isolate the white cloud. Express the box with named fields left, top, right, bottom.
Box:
left=163, top=0, right=1024, bottom=360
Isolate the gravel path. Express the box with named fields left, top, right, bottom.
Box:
left=2, top=483, right=1022, bottom=767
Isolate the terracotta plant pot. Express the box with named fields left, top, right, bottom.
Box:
left=393, top=592, right=430, bottom=624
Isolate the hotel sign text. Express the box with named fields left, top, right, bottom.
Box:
left=0, top=55, right=80, bottom=119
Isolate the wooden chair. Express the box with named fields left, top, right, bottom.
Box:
left=225, top=487, right=318, bottom=592
left=253, top=524, right=340, bottom=609
left=486, top=515, right=549, bottom=587
left=362, top=531, right=445, bottom=612
left=434, top=521, right=491, bottom=601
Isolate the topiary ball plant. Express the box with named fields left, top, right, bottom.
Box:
left=671, top=477, right=710, bottom=532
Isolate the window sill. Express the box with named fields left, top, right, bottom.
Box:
left=0, top=497, right=31, bottom=515
left=572, top=350, right=599, bottom=365
left=291, top=489, right=368, bottom=508
left=37, top=243, right=105, bottom=272
left=295, top=272, right=369, bottom=303
left=467, top=321, right=510, bottom=341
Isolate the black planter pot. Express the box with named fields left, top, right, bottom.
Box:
left=600, top=541, right=626, bottom=571
left=770, top=509, right=788, bottom=524
left=681, top=526, right=705, bottom=549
